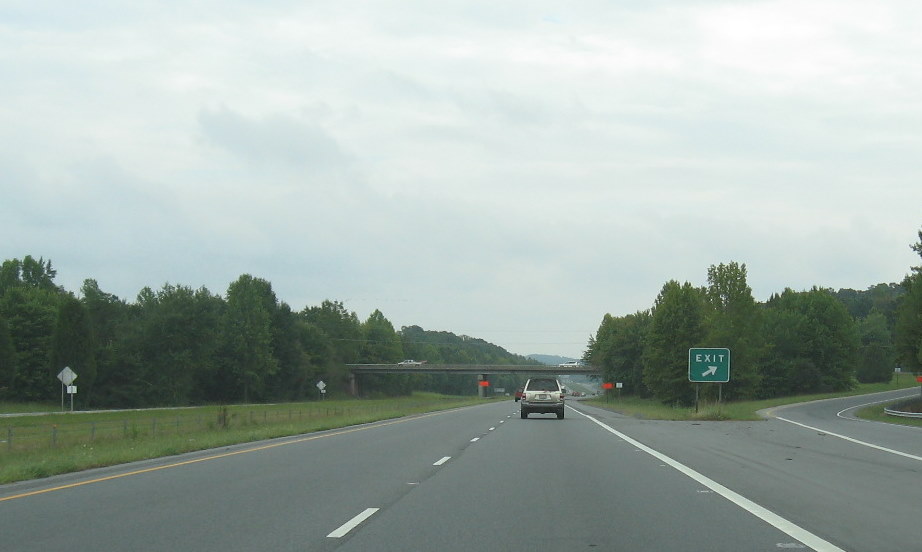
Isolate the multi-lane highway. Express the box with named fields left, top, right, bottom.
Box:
left=1, top=389, right=919, bottom=551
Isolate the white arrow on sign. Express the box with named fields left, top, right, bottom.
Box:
left=702, top=366, right=718, bottom=378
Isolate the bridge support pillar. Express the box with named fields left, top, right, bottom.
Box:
left=478, top=374, right=488, bottom=398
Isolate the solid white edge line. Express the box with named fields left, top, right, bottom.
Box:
left=572, top=409, right=845, bottom=552
left=775, top=416, right=922, bottom=463
left=327, top=507, right=380, bottom=538
left=835, top=392, right=920, bottom=420
left=433, top=456, right=451, bottom=466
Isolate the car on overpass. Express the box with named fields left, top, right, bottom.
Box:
left=396, top=359, right=426, bottom=365
left=520, top=377, right=565, bottom=419
left=557, top=360, right=585, bottom=368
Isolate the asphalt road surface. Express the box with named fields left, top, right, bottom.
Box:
left=1, top=389, right=919, bottom=551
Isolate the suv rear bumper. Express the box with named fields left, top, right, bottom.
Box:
left=521, top=402, right=564, bottom=414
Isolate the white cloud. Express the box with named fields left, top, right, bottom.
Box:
left=2, top=0, right=922, bottom=357
left=198, top=108, right=353, bottom=171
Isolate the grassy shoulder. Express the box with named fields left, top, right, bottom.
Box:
left=0, top=401, right=58, bottom=415
left=0, top=393, right=485, bottom=485
left=585, top=379, right=921, bottom=421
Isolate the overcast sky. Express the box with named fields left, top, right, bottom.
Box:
left=3, top=1, right=921, bottom=359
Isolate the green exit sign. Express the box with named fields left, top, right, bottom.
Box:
left=688, top=348, right=730, bottom=383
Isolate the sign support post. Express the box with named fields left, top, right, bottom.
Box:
left=688, top=348, right=730, bottom=415
left=316, top=380, right=327, bottom=400
left=57, top=367, right=78, bottom=413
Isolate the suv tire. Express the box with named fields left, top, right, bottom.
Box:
left=520, top=409, right=528, bottom=419
left=557, top=409, right=565, bottom=419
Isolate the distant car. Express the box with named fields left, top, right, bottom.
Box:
left=520, top=377, right=565, bottom=419
left=514, top=387, right=524, bottom=402
left=557, top=360, right=584, bottom=368
left=397, top=359, right=425, bottom=365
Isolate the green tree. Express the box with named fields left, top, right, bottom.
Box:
left=224, top=275, right=278, bottom=403
left=894, top=228, right=922, bottom=371
left=588, top=311, right=651, bottom=396
left=763, top=288, right=858, bottom=395
left=266, top=303, right=329, bottom=401
left=49, top=294, right=97, bottom=408
left=0, top=286, right=61, bottom=400
left=0, top=256, right=69, bottom=400
left=760, top=307, right=814, bottom=397
left=642, top=281, right=706, bottom=405
left=302, top=300, right=362, bottom=365
left=113, top=284, right=224, bottom=406
left=856, top=311, right=895, bottom=383
left=358, top=310, right=412, bottom=396
left=0, top=255, right=61, bottom=297
left=80, top=280, right=131, bottom=407
left=361, top=310, right=404, bottom=363
left=834, top=283, right=903, bottom=330
left=894, top=272, right=922, bottom=372
left=0, top=312, right=17, bottom=398
left=703, top=262, right=763, bottom=400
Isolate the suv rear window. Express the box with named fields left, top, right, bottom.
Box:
left=525, top=379, right=559, bottom=391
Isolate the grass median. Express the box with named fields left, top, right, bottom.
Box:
left=0, top=393, right=485, bottom=485
left=585, top=379, right=921, bottom=421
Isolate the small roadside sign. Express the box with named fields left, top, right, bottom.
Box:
left=688, top=348, right=730, bottom=383
left=57, top=367, right=77, bottom=386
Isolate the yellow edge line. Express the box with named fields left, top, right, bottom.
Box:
left=1, top=409, right=451, bottom=503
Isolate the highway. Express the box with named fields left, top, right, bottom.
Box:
left=1, top=389, right=919, bottom=551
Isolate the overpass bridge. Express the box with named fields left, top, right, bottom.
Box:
left=345, top=363, right=600, bottom=396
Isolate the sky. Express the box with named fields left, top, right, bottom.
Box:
left=3, top=1, right=921, bottom=359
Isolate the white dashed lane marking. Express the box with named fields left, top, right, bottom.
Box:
left=327, top=508, right=379, bottom=538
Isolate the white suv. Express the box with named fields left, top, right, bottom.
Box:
left=520, top=377, right=566, bottom=419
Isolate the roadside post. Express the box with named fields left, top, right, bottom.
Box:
left=316, top=380, right=326, bottom=400
left=67, top=386, right=77, bottom=411
left=602, top=382, right=614, bottom=402
left=57, top=367, right=77, bottom=412
left=688, top=348, right=730, bottom=415
left=478, top=377, right=490, bottom=398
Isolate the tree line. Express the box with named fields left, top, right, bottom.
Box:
left=586, top=229, right=922, bottom=405
left=0, top=257, right=531, bottom=408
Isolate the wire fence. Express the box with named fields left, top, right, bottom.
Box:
left=0, top=405, right=369, bottom=454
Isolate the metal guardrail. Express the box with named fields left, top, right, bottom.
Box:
left=884, top=398, right=922, bottom=419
